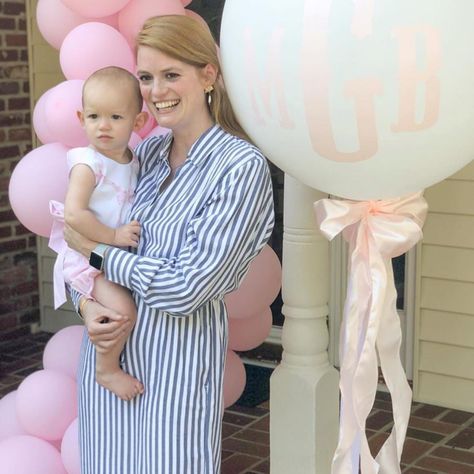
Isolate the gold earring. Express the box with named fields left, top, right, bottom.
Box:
left=205, top=85, right=214, bottom=106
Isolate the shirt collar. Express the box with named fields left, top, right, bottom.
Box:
left=158, top=125, right=228, bottom=168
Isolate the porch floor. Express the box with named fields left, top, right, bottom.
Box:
left=1, top=332, right=473, bottom=474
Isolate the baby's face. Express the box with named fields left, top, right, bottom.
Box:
left=79, top=81, right=140, bottom=161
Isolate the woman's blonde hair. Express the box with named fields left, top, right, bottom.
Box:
left=136, top=15, right=249, bottom=141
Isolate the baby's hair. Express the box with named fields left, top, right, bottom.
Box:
left=83, top=66, right=143, bottom=113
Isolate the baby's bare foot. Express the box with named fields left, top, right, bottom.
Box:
left=96, top=369, right=144, bottom=401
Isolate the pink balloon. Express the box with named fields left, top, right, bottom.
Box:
left=16, top=370, right=77, bottom=441
left=145, top=125, right=171, bottom=139
left=48, top=438, right=62, bottom=451
left=36, top=0, right=119, bottom=50
left=0, top=391, right=28, bottom=441
left=37, top=0, right=88, bottom=50
left=118, top=0, right=185, bottom=47
left=60, top=22, right=135, bottom=80
left=228, top=307, right=273, bottom=352
left=44, top=80, right=88, bottom=147
left=181, top=0, right=192, bottom=6
left=43, top=326, right=85, bottom=380
left=223, top=350, right=246, bottom=408
left=9, top=143, right=69, bottom=237
left=32, top=88, right=55, bottom=144
left=61, top=418, right=80, bottom=474
left=225, top=245, right=282, bottom=319
left=0, top=435, right=67, bottom=474
left=60, top=0, right=131, bottom=18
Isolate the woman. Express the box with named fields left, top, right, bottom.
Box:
left=66, top=15, right=274, bottom=474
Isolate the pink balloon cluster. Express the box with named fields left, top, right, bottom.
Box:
left=0, top=326, right=84, bottom=474
left=223, top=244, right=282, bottom=407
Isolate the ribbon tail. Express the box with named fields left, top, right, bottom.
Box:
left=48, top=200, right=68, bottom=309
left=374, top=260, right=411, bottom=474
left=52, top=252, right=67, bottom=309
left=332, top=227, right=382, bottom=474
left=351, top=238, right=391, bottom=474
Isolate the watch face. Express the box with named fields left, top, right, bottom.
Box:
left=89, top=251, right=103, bottom=271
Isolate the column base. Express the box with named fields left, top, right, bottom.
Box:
left=270, top=363, right=340, bottom=474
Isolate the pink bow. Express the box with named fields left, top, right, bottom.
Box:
left=48, top=200, right=68, bottom=309
left=314, top=192, right=428, bottom=474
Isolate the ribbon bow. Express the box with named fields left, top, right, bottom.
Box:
left=314, top=192, right=428, bottom=474
left=48, top=200, right=68, bottom=309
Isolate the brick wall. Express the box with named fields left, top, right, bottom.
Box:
left=0, top=0, right=39, bottom=341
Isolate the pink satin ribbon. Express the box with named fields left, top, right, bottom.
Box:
left=314, top=192, right=428, bottom=474
left=48, top=200, right=68, bottom=309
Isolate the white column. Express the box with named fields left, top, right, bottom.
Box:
left=270, top=174, right=339, bottom=474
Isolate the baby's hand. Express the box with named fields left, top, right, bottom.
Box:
left=113, top=220, right=140, bottom=247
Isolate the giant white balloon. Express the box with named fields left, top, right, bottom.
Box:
left=220, top=0, right=474, bottom=200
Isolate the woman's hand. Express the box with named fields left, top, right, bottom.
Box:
left=64, top=223, right=98, bottom=259
left=81, top=299, right=131, bottom=352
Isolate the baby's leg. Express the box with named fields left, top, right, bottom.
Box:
left=92, top=275, right=144, bottom=401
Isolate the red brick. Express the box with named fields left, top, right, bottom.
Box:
left=0, top=99, right=4, bottom=111
left=3, top=65, right=28, bottom=79
left=8, top=97, right=29, bottom=110
left=0, top=238, right=26, bottom=253
left=0, top=264, right=28, bottom=285
left=249, top=415, right=269, bottom=432
left=409, top=415, right=458, bottom=435
left=441, top=410, right=473, bottom=424
left=20, top=310, right=40, bottom=325
left=404, top=468, right=437, bottom=474
left=0, top=195, right=10, bottom=207
left=6, top=34, right=27, bottom=46
left=234, top=428, right=270, bottom=446
left=0, top=113, right=23, bottom=126
left=20, top=49, right=27, bottom=61
left=0, top=82, right=19, bottom=94
left=18, top=18, right=26, bottom=31
left=369, top=431, right=389, bottom=456
left=0, top=313, right=17, bottom=331
left=446, top=428, right=474, bottom=449
left=252, top=459, right=270, bottom=474
left=8, top=128, right=30, bottom=141
left=401, top=438, right=433, bottom=464
left=22, top=81, right=29, bottom=93
left=432, top=446, right=474, bottom=465
left=0, top=49, right=18, bottom=61
left=0, top=145, right=19, bottom=158
left=0, top=295, right=34, bottom=315
left=222, top=438, right=269, bottom=458
left=412, top=404, right=447, bottom=420
left=221, top=453, right=260, bottom=474
left=0, top=226, right=12, bottom=238
left=366, top=409, right=393, bottom=430
left=417, top=456, right=474, bottom=474
left=0, top=129, right=6, bottom=141
left=14, top=223, right=30, bottom=236
left=3, top=3, right=25, bottom=15
left=0, top=17, right=15, bottom=29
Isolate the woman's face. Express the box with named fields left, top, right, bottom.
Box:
left=136, top=46, right=214, bottom=136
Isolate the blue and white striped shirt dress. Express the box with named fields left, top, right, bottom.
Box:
left=76, top=125, right=275, bottom=474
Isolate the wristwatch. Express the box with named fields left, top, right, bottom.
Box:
left=89, top=243, right=110, bottom=271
